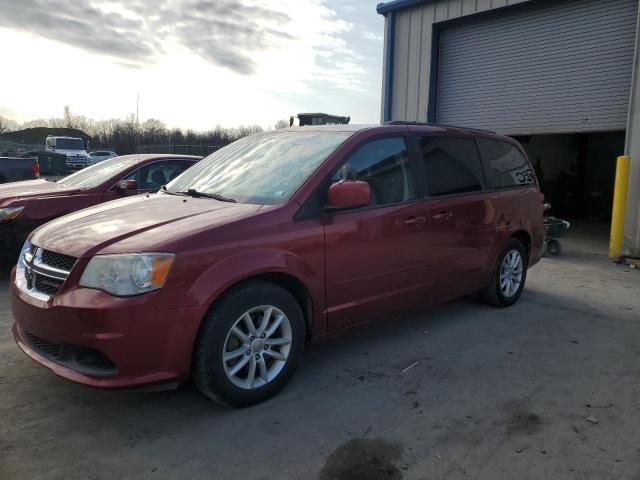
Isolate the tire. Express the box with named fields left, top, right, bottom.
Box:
left=192, top=281, right=305, bottom=407
left=546, top=239, right=562, bottom=256
left=481, top=238, right=528, bottom=308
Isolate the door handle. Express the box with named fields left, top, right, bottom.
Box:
left=403, top=216, right=426, bottom=226
left=432, top=211, right=453, bottom=220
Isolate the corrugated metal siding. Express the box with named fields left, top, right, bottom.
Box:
left=389, top=0, right=530, bottom=121
left=437, top=0, right=639, bottom=134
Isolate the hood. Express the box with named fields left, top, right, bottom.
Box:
left=0, top=179, right=82, bottom=206
left=31, top=193, right=264, bottom=258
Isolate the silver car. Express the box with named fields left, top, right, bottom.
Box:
left=89, top=151, right=117, bottom=163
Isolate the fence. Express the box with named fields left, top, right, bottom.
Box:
left=137, top=144, right=223, bottom=156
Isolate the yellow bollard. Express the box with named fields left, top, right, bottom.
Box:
left=609, top=155, right=631, bottom=258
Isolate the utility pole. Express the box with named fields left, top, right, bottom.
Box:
left=136, top=92, right=140, bottom=155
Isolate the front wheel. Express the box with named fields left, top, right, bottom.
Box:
left=192, top=281, right=305, bottom=407
left=481, top=238, right=528, bottom=307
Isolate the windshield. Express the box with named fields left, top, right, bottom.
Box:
left=166, top=131, right=351, bottom=204
left=55, top=138, right=84, bottom=150
left=59, top=156, right=134, bottom=188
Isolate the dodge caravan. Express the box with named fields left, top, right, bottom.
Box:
left=11, top=124, right=544, bottom=406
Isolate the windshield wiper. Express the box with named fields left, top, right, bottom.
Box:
left=161, top=185, right=184, bottom=196
left=180, top=188, right=237, bottom=203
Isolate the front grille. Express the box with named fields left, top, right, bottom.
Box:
left=34, top=275, right=62, bottom=296
left=41, top=250, right=76, bottom=271
left=19, top=328, right=117, bottom=375
left=22, top=330, right=62, bottom=357
left=17, top=245, right=76, bottom=299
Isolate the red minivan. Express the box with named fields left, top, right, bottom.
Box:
left=11, top=124, right=544, bottom=406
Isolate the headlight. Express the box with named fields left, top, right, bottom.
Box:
left=79, top=253, right=175, bottom=296
left=0, top=206, right=24, bottom=221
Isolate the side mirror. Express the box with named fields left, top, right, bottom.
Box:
left=543, top=202, right=552, bottom=211
left=116, top=179, right=138, bottom=192
left=328, top=180, right=371, bottom=210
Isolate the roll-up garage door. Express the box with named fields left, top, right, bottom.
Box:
left=436, top=0, right=639, bottom=135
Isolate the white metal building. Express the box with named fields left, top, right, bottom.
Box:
left=378, top=0, right=640, bottom=256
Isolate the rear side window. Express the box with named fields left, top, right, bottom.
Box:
left=333, top=137, right=416, bottom=206
left=417, top=136, right=483, bottom=197
left=477, top=138, right=535, bottom=189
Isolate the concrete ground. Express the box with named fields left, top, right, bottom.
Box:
left=1, top=223, right=639, bottom=480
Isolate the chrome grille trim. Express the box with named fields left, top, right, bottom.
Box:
left=31, top=262, right=69, bottom=280
left=16, top=245, right=76, bottom=300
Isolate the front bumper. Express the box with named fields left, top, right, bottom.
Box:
left=11, top=268, right=201, bottom=389
left=66, top=162, right=92, bottom=169
left=65, top=156, right=92, bottom=169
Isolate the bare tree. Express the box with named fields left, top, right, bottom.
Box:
left=48, top=117, right=66, bottom=128
left=274, top=119, right=289, bottom=129
left=0, top=115, right=19, bottom=134
left=21, top=118, right=51, bottom=128
left=236, top=125, right=264, bottom=137
left=4, top=113, right=266, bottom=155
left=141, top=118, right=167, bottom=144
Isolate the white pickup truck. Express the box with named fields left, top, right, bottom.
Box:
left=45, top=136, right=92, bottom=169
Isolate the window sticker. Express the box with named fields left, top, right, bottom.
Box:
left=510, top=166, right=535, bottom=185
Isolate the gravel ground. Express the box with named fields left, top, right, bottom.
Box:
left=1, top=223, right=639, bottom=480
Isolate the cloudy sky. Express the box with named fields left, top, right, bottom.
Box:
left=0, top=0, right=385, bottom=130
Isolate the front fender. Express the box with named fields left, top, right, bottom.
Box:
left=186, top=248, right=326, bottom=336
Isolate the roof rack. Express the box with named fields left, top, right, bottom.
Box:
left=383, top=121, right=496, bottom=135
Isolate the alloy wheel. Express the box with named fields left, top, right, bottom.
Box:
left=499, top=250, right=523, bottom=298
left=222, top=305, right=292, bottom=389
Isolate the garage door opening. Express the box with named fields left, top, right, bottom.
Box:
left=512, top=132, right=625, bottom=249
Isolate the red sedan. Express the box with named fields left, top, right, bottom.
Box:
left=0, top=154, right=200, bottom=261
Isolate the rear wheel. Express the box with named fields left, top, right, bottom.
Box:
left=481, top=238, right=528, bottom=307
left=546, top=239, right=562, bottom=256
left=192, top=281, right=305, bottom=407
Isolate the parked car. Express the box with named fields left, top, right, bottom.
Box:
left=89, top=151, right=117, bottom=163
left=11, top=124, right=544, bottom=406
left=0, top=156, right=40, bottom=184
left=0, top=154, right=200, bottom=262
